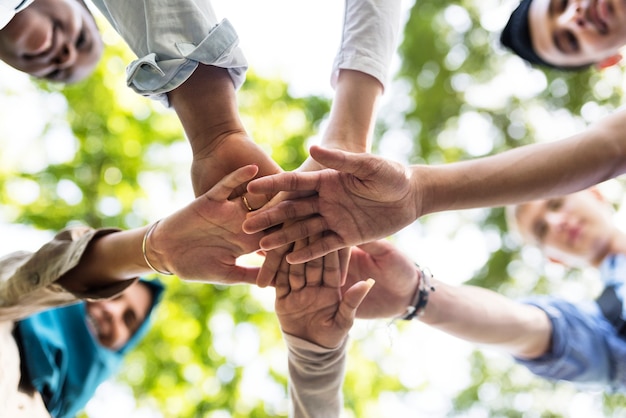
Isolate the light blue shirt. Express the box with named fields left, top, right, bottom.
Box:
left=517, top=254, right=626, bottom=391
left=91, top=0, right=248, bottom=107
left=600, top=253, right=626, bottom=319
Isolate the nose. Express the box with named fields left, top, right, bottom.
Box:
left=560, top=1, right=588, bottom=28
left=101, top=303, right=130, bottom=349
left=52, top=39, right=77, bottom=70
left=545, top=212, right=568, bottom=235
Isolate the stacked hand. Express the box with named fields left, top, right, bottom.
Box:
left=151, top=165, right=265, bottom=285
left=275, top=239, right=374, bottom=349
left=243, top=145, right=421, bottom=264
left=345, top=240, right=418, bottom=319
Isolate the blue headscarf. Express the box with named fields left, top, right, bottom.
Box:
left=15, top=278, right=165, bottom=418
left=500, top=0, right=592, bottom=71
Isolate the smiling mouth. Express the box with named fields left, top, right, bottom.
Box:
left=588, top=0, right=610, bottom=34
left=86, top=312, right=102, bottom=337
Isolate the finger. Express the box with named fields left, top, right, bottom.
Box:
left=335, top=279, right=375, bottom=329
left=225, top=265, right=261, bottom=286
left=257, top=216, right=329, bottom=250
left=303, top=239, right=323, bottom=288
left=257, top=244, right=291, bottom=288
left=246, top=171, right=323, bottom=195
left=274, top=251, right=291, bottom=300
left=257, top=189, right=317, bottom=212
left=290, top=239, right=307, bottom=289
left=285, top=234, right=346, bottom=264
left=242, top=198, right=320, bottom=234
left=308, top=146, right=368, bottom=176
left=321, top=249, right=341, bottom=288
left=204, top=165, right=259, bottom=201
left=338, top=247, right=352, bottom=286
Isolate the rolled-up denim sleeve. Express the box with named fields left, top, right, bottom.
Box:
left=515, top=297, right=616, bottom=388
left=91, top=0, right=248, bottom=106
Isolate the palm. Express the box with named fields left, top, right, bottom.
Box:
left=157, top=165, right=264, bottom=285
left=344, top=241, right=418, bottom=319
left=276, top=285, right=348, bottom=349
left=274, top=249, right=372, bottom=349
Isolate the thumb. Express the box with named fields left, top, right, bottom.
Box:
left=336, top=278, right=375, bottom=328
left=309, top=145, right=368, bottom=176
left=204, top=165, right=259, bottom=201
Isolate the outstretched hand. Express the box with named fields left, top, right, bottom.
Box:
left=243, top=145, right=420, bottom=263
left=275, top=240, right=374, bottom=349
left=150, top=165, right=264, bottom=285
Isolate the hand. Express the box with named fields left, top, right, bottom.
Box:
left=275, top=239, right=374, bottom=349
left=190, top=131, right=283, bottom=201
left=149, top=165, right=264, bottom=285
left=243, top=145, right=420, bottom=263
left=344, top=240, right=418, bottom=319
left=167, top=64, right=283, bottom=199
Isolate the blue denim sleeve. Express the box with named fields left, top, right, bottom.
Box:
left=516, top=297, right=622, bottom=389
left=91, top=0, right=248, bottom=106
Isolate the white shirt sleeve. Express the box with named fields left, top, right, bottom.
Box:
left=331, top=0, right=402, bottom=92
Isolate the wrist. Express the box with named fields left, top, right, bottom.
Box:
left=400, top=263, right=435, bottom=321
left=408, top=165, right=431, bottom=219
left=142, top=220, right=174, bottom=276
left=319, top=139, right=369, bottom=154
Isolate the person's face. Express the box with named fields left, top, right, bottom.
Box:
left=528, top=0, right=626, bottom=67
left=85, top=281, right=153, bottom=351
left=0, top=0, right=103, bottom=83
left=515, top=189, right=615, bottom=266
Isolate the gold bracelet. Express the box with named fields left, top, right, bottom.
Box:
left=142, top=220, right=173, bottom=276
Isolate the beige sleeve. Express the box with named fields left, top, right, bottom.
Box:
left=284, top=333, right=348, bottom=418
left=0, top=227, right=136, bottom=321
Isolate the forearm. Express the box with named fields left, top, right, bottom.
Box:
left=0, top=227, right=137, bottom=319
left=168, top=65, right=243, bottom=156
left=57, top=228, right=150, bottom=293
left=320, top=0, right=401, bottom=154
left=417, top=109, right=626, bottom=216
left=168, top=64, right=282, bottom=196
left=419, top=280, right=551, bottom=359
left=321, top=70, right=382, bottom=153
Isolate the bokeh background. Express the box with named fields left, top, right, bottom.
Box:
left=2, top=0, right=626, bottom=416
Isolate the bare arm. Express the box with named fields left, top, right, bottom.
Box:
left=343, top=240, right=551, bottom=359
left=257, top=0, right=399, bottom=285
left=244, top=109, right=626, bottom=263
left=421, top=280, right=551, bottom=359
left=58, top=165, right=264, bottom=293
left=276, top=241, right=373, bottom=417
left=167, top=65, right=282, bottom=198
left=419, top=109, right=626, bottom=215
